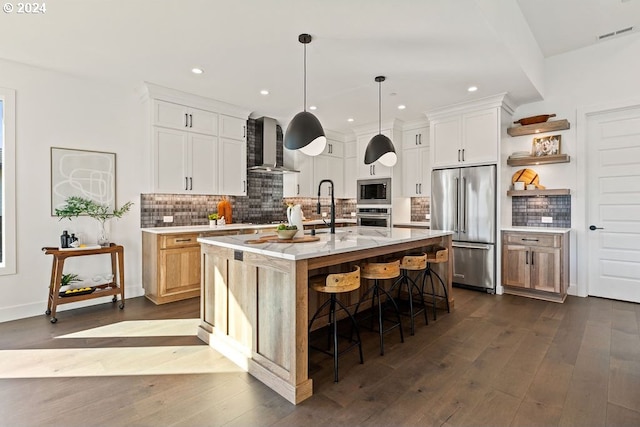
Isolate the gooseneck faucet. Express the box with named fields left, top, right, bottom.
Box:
left=317, top=179, right=336, bottom=234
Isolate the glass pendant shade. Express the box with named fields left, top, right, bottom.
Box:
left=284, top=33, right=326, bottom=156
left=364, top=75, right=397, bottom=167
left=284, top=111, right=326, bottom=156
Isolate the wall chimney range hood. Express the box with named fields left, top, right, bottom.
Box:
left=248, top=117, right=300, bottom=174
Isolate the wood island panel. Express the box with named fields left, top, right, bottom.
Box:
left=197, top=230, right=452, bottom=404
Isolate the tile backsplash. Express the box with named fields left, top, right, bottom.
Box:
left=411, top=197, right=430, bottom=222
left=512, top=195, right=571, bottom=228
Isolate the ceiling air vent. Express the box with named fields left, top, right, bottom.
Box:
left=598, top=26, right=635, bottom=41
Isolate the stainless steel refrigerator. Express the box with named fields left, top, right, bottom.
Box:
left=431, top=165, right=496, bottom=293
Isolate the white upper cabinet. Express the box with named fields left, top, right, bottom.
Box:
left=402, top=126, right=429, bottom=150
left=153, top=99, right=218, bottom=135
left=283, top=150, right=315, bottom=197
left=314, top=154, right=343, bottom=198
left=428, top=94, right=511, bottom=169
left=219, top=115, right=247, bottom=140
left=342, top=142, right=357, bottom=199
left=402, top=123, right=430, bottom=197
left=145, top=83, right=251, bottom=195
left=154, top=127, right=218, bottom=194
left=219, top=138, right=247, bottom=196
left=321, top=139, right=344, bottom=158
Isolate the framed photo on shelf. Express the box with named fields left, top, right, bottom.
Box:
left=532, top=134, right=561, bottom=157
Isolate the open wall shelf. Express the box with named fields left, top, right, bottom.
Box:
left=507, top=119, right=570, bottom=137
left=507, top=154, right=570, bottom=166
left=507, top=189, right=571, bottom=197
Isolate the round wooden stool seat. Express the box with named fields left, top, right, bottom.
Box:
left=361, top=260, right=401, bottom=280
left=310, top=266, right=361, bottom=294
left=308, top=266, right=363, bottom=382
left=426, top=246, right=448, bottom=263
left=392, top=253, right=429, bottom=335
left=354, top=260, right=404, bottom=355
left=399, top=253, right=427, bottom=271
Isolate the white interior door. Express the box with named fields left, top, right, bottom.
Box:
left=587, top=106, right=640, bottom=302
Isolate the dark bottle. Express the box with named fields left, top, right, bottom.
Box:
left=70, top=233, right=77, bottom=243
left=60, top=231, right=69, bottom=248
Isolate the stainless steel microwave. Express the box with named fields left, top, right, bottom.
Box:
left=357, top=178, right=392, bottom=205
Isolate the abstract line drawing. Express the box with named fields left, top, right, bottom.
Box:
left=51, top=147, right=116, bottom=215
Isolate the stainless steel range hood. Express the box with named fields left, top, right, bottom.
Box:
left=248, top=117, right=299, bottom=174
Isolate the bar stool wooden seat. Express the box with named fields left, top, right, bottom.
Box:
left=422, top=246, right=450, bottom=320
left=308, top=266, right=364, bottom=382
left=390, top=253, right=429, bottom=335
left=353, top=260, right=404, bottom=356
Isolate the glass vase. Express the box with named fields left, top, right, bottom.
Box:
left=97, top=220, right=110, bottom=247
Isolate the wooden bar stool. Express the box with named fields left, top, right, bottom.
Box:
left=308, top=266, right=364, bottom=382
left=422, top=246, right=450, bottom=320
left=390, top=254, right=429, bottom=335
left=353, top=260, right=404, bottom=356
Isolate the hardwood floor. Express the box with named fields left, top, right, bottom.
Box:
left=0, top=289, right=639, bottom=426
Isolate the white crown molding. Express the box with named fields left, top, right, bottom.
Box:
left=142, top=82, right=252, bottom=118
left=351, top=118, right=404, bottom=136
left=425, top=93, right=513, bottom=120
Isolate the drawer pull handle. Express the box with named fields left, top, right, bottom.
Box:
left=521, top=238, right=539, bottom=242
left=175, top=239, right=192, bottom=242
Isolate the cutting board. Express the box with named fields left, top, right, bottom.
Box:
left=246, top=235, right=321, bottom=244
left=511, top=168, right=546, bottom=189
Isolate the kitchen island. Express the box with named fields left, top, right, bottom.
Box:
left=197, top=226, right=453, bottom=404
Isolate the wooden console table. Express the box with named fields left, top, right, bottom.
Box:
left=42, top=243, right=125, bottom=323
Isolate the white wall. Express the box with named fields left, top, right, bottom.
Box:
left=502, top=33, right=640, bottom=297
left=0, top=59, right=148, bottom=322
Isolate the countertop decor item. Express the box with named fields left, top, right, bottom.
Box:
left=54, top=196, right=133, bottom=246
left=511, top=168, right=546, bottom=189
left=284, top=33, right=326, bottom=156
left=287, top=204, right=304, bottom=238
left=217, top=197, right=232, bottom=224
left=513, top=114, right=556, bottom=126
left=364, top=76, right=397, bottom=167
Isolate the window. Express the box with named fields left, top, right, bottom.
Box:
left=0, top=87, right=16, bottom=275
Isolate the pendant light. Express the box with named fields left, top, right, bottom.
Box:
left=284, top=33, right=326, bottom=156
left=364, top=76, right=397, bottom=167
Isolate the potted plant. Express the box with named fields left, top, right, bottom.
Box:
left=208, top=213, right=219, bottom=227
left=60, top=273, right=81, bottom=292
left=55, top=196, right=134, bottom=246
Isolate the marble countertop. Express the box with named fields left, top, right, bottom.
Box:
left=394, top=221, right=431, bottom=228
left=198, top=226, right=453, bottom=261
left=501, top=226, right=571, bottom=234
left=141, top=218, right=357, bottom=235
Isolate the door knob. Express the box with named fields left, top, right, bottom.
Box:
left=589, top=225, right=604, bottom=231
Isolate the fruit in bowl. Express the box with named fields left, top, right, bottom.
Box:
left=276, top=224, right=298, bottom=240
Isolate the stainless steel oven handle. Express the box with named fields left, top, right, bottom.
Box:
left=452, top=242, right=492, bottom=250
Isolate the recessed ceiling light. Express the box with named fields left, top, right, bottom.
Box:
left=260, top=89, right=269, bottom=95
left=347, top=118, right=354, bottom=122
left=467, top=86, right=478, bottom=92
left=398, top=105, right=406, bottom=110
left=191, top=68, right=204, bottom=75
left=309, top=105, right=317, bottom=110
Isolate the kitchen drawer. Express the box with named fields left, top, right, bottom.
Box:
left=503, top=232, right=560, bottom=248
left=161, top=234, right=199, bottom=249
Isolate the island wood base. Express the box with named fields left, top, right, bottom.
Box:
left=198, top=233, right=452, bottom=404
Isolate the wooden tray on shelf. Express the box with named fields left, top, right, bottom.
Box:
left=246, top=235, right=320, bottom=244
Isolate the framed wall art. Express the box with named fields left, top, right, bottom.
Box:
left=50, top=147, right=117, bottom=215
left=532, top=134, right=561, bottom=157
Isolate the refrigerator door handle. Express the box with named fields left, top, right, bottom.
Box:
left=454, top=177, right=459, bottom=232
left=462, top=177, right=467, bottom=233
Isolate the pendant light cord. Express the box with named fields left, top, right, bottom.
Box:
left=303, top=42, right=307, bottom=112
left=378, top=79, right=381, bottom=134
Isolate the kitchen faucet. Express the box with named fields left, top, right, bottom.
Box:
left=317, top=179, right=336, bottom=234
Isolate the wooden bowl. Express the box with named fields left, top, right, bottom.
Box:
left=513, top=114, right=556, bottom=125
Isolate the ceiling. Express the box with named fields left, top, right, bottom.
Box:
left=1, top=0, right=638, bottom=133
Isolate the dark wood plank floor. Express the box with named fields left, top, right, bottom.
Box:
left=0, top=288, right=639, bottom=426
